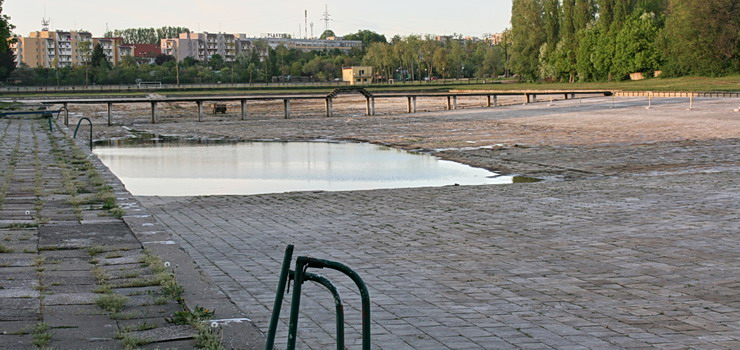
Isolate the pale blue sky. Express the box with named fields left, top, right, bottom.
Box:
left=5, top=0, right=513, bottom=38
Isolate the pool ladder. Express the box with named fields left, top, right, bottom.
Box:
left=265, top=245, right=371, bottom=350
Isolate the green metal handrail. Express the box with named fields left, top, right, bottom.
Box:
left=265, top=246, right=370, bottom=350
left=290, top=270, right=345, bottom=350
left=73, top=117, right=93, bottom=150
left=287, top=256, right=371, bottom=350
left=265, top=245, right=294, bottom=350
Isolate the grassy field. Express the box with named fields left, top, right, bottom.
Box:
left=455, top=75, right=740, bottom=93
left=1, top=75, right=737, bottom=98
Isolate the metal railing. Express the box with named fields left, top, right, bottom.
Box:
left=265, top=245, right=371, bottom=350
left=73, top=117, right=93, bottom=150
left=0, top=109, right=63, bottom=131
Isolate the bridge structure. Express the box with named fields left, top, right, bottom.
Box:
left=3, top=89, right=614, bottom=126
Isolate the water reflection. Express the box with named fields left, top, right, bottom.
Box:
left=94, top=141, right=514, bottom=196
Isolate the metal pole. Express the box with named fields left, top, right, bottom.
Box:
left=73, top=117, right=93, bottom=151
left=197, top=101, right=203, bottom=122
left=107, top=102, right=112, bottom=126
left=284, top=100, right=291, bottom=119
left=240, top=99, right=247, bottom=120
left=325, top=98, right=333, bottom=117
left=286, top=257, right=307, bottom=350
left=265, top=245, right=294, bottom=350
left=297, top=272, right=345, bottom=350
left=63, top=103, right=69, bottom=126
left=298, top=257, right=371, bottom=350
left=151, top=102, right=157, bottom=124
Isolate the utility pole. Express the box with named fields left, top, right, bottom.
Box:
left=322, top=5, right=332, bottom=31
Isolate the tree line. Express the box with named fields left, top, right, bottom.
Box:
left=2, top=1, right=737, bottom=86
left=509, top=0, right=740, bottom=82
left=3, top=30, right=507, bottom=86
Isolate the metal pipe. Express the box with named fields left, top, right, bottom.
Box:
left=264, top=245, right=294, bottom=350
left=286, top=256, right=308, bottom=350
left=295, top=256, right=372, bottom=350
left=73, top=117, right=93, bottom=150
left=290, top=271, right=345, bottom=350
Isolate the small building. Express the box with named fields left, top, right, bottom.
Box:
left=342, top=66, right=373, bottom=85
left=132, top=44, right=161, bottom=64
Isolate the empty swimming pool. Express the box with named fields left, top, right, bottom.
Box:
left=93, top=140, right=514, bottom=196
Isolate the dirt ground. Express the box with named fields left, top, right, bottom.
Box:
left=60, top=94, right=740, bottom=179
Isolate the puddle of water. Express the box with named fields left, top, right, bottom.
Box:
left=93, top=139, right=518, bottom=196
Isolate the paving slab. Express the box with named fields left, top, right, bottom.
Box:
left=139, top=169, right=740, bottom=349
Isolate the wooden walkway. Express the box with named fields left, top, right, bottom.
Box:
left=6, top=90, right=613, bottom=126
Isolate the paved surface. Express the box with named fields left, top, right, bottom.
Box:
left=0, top=115, right=262, bottom=349
left=140, top=171, right=739, bottom=349
left=7, top=95, right=736, bottom=349
left=128, top=97, right=740, bottom=349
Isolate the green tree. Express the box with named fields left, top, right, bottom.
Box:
left=613, top=12, right=662, bottom=78
left=557, top=0, right=578, bottom=81
left=574, top=0, right=596, bottom=32
left=510, top=0, right=545, bottom=81
left=658, top=0, right=740, bottom=76
left=209, top=54, right=225, bottom=70
left=0, top=0, right=16, bottom=80
left=319, top=30, right=336, bottom=39
left=544, top=0, right=560, bottom=52
left=343, top=30, right=387, bottom=47
left=90, top=43, right=109, bottom=68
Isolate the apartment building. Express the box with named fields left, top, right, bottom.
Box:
left=92, top=37, right=125, bottom=65
left=161, top=32, right=362, bottom=62
left=162, top=32, right=249, bottom=63
left=12, top=30, right=93, bottom=68
left=12, top=30, right=131, bottom=67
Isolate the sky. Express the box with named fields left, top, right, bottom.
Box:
left=4, top=0, right=513, bottom=39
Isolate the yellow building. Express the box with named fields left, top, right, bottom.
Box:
left=342, top=66, right=373, bottom=85
left=12, top=30, right=128, bottom=68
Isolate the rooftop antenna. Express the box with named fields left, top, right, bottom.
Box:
left=42, top=4, right=50, bottom=31
left=321, top=5, right=332, bottom=31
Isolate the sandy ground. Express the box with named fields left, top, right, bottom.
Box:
left=58, top=94, right=740, bottom=179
